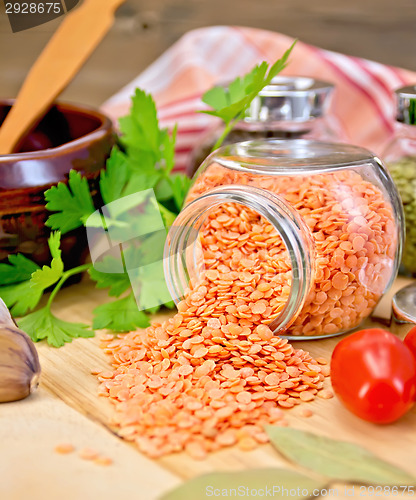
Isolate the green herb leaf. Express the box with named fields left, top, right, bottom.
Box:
left=200, top=41, right=296, bottom=150
left=18, top=307, right=94, bottom=347
left=130, top=262, right=175, bottom=312
left=119, top=89, right=177, bottom=179
left=0, top=281, right=43, bottom=317
left=30, top=232, right=64, bottom=292
left=0, top=253, right=40, bottom=285
left=45, top=170, right=95, bottom=234
left=119, top=88, right=160, bottom=154
left=124, top=231, right=175, bottom=312
left=99, top=148, right=129, bottom=205
left=157, top=202, right=177, bottom=227
left=202, top=61, right=269, bottom=123
left=88, top=257, right=131, bottom=298
left=123, top=170, right=162, bottom=197
left=266, top=427, right=415, bottom=485
left=159, top=124, right=177, bottom=174
left=92, top=293, right=150, bottom=332
left=169, top=173, right=192, bottom=211
left=160, top=468, right=327, bottom=500
left=154, top=177, right=174, bottom=201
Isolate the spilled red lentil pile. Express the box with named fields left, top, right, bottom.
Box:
left=97, top=168, right=396, bottom=459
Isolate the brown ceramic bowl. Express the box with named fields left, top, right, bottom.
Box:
left=0, top=100, right=114, bottom=270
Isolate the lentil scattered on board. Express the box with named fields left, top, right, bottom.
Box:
left=97, top=203, right=330, bottom=459
left=54, top=443, right=75, bottom=455
left=54, top=444, right=113, bottom=466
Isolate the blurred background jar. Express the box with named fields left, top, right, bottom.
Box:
left=187, top=76, right=347, bottom=176
left=167, top=140, right=403, bottom=339
left=383, top=85, right=416, bottom=276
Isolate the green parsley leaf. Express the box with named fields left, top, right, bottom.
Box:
left=45, top=170, right=95, bottom=234
left=157, top=202, right=177, bottom=227
left=159, top=124, right=177, bottom=174
left=92, top=293, right=150, bottom=332
left=138, top=274, right=175, bottom=311
left=0, top=238, right=60, bottom=316
left=18, top=307, right=94, bottom=348
left=201, top=41, right=296, bottom=149
left=31, top=232, right=64, bottom=292
left=88, top=256, right=131, bottom=297
left=0, top=253, right=40, bottom=285
left=119, top=89, right=160, bottom=154
left=0, top=281, right=43, bottom=317
left=99, top=148, right=129, bottom=205
left=128, top=252, right=175, bottom=312
left=123, top=170, right=161, bottom=197
left=154, top=177, right=174, bottom=201
left=169, top=173, right=192, bottom=211
left=119, top=89, right=177, bottom=179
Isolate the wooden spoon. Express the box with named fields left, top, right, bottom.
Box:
left=0, top=0, right=125, bottom=155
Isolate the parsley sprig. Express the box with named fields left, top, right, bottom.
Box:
left=201, top=41, right=296, bottom=150
left=0, top=231, right=93, bottom=347
left=0, top=46, right=294, bottom=346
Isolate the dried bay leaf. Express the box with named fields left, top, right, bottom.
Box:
left=266, top=427, right=415, bottom=485
left=160, top=468, right=327, bottom=500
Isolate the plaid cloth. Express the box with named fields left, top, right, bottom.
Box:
left=102, top=26, right=416, bottom=172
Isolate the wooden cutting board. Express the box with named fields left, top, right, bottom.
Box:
left=1, top=277, right=415, bottom=500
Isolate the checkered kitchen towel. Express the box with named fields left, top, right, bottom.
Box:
left=102, top=26, right=416, bottom=172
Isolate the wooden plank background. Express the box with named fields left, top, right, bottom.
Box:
left=1, top=0, right=416, bottom=107
left=1, top=2, right=416, bottom=498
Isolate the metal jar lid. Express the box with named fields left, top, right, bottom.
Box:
left=244, top=76, right=334, bottom=123
left=395, top=85, right=416, bottom=125
left=392, top=283, right=416, bottom=324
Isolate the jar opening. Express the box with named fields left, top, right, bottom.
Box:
left=164, top=185, right=314, bottom=335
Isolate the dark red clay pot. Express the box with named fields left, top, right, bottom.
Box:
left=0, top=100, right=114, bottom=271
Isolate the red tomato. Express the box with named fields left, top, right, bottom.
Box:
left=331, top=328, right=416, bottom=424
left=404, top=325, right=416, bottom=360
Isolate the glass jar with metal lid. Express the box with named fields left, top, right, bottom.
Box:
left=187, top=76, right=345, bottom=176
left=166, top=140, right=403, bottom=339
left=383, top=84, right=416, bottom=276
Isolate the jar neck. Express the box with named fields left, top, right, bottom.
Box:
left=164, top=185, right=315, bottom=335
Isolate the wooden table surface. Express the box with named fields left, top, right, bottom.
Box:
left=1, top=276, right=415, bottom=500
left=1, top=0, right=416, bottom=107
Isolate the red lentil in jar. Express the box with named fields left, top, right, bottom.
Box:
left=166, top=140, right=403, bottom=339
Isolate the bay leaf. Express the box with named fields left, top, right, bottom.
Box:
left=266, top=426, right=415, bottom=485
left=160, top=468, right=327, bottom=500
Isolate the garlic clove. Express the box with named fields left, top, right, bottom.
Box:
left=0, top=298, right=15, bottom=327
left=0, top=324, right=41, bottom=403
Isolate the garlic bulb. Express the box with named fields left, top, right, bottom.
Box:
left=0, top=297, right=14, bottom=325
left=0, top=299, right=41, bottom=403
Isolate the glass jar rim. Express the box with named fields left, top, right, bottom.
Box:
left=202, top=140, right=377, bottom=175
left=164, top=184, right=315, bottom=335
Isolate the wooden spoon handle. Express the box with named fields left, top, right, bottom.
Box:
left=0, top=0, right=125, bottom=155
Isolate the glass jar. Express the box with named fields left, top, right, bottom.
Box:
left=383, top=84, right=416, bottom=276
left=165, top=140, right=403, bottom=339
left=187, top=76, right=346, bottom=176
